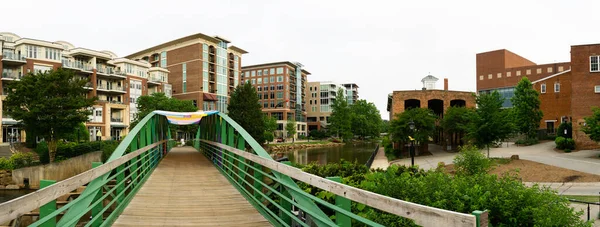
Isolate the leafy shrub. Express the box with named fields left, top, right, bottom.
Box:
left=0, top=158, right=14, bottom=170
left=453, top=145, right=491, bottom=176
left=545, top=134, right=557, bottom=140
left=557, top=122, right=572, bottom=138
left=555, top=137, right=575, bottom=150
left=10, top=152, right=36, bottom=169
left=36, top=140, right=117, bottom=164
left=309, top=129, right=329, bottom=140
left=515, top=138, right=539, bottom=146
left=35, top=141, right=50, bottom=164
left=565, top=148, right=572, bottom=153
left=263, top=132, right=274, bottom=143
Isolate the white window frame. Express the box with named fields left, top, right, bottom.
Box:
left=595, top=85, right=600, bottom=93
left=591, top=56, right=600, bottom=72
left=554, top=83, right=560, bottom=93
left=540, top=83, right=546, bottom=94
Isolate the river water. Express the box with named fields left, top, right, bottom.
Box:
left=0, top=189, right=35, bottom=203
left=276, top=142, right=378, bottom=165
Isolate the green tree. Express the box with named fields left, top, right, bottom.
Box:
left=582, top=107, right=600, bottom=142
left=381, top=120, right=390, bottom=133
left=228, top=82, right=265, bottom=144
left=329, top=88, right=352, bottom=141
left=131, top=92, right=198, bottom=139
left=64, top=123, right=90, bottom=143
left=442, top=107, right=475, bottom=147
left=468, top=91, right=513, bottom=157
left=4, top=68, right=96, bottom=162
left=511, top=77, right=543, bottom=139
left=390, top=108, right=436, bottom=146
left=557, top=122, right=572, bottom=138
left=350, top=100, right=382, bottom=139
left=263, top=116, right=277, bottom=144
left=285, top=120, right=297, bottom=143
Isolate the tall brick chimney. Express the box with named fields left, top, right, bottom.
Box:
left=444, top=78, right=448, bottom=91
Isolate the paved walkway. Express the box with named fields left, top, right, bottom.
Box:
left=370, top=146, right=389, bottom=169
left=114, top=147, right=270, bottom=227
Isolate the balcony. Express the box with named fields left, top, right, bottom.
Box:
left=2, top=52, right=27, bottom=65
left=97, top=85, right=126, bottom=93
left=61, top=60, right=90, bottom=72
left=114, top=71, right=128, bottom=77
left=96, top=65, right=115, bottom=76
left=83, top=82, right=93, bottom=89
left=2, top=71, right=23, bottom=80
left=110, top=117, right=123, bottom=123
left=148, top=76, right=162, bottom=86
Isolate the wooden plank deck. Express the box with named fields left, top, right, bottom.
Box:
left=113, top=147, right=271, bottom=227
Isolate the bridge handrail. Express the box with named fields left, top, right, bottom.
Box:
left=202, top=139, right=479, bottom=227
left=0, top=140, right=165, bottom=224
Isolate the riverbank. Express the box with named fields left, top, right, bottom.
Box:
left=268, top=141, right=344, bottom=151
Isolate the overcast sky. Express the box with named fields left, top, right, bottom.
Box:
left=3, top=0, right=599, bottom=119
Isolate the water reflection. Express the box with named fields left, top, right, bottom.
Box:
left=0, top=189, right=35, bottom=203
left=279, top=142, right=377, bottom=165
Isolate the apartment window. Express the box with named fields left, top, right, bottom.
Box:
left=263, top=69, right=268, bottom=75
left=270, top=76, right=275, bottom=83
left=251, top=79, right=256, bottom=84
left=257, top=86, right=262, bottom=91
left=95, top=110, right=102, bottom=117
left=270, top=85, right=275, bottom=91
left=487, top=74, right=492, bottom=79
left=595, top=85, right=600, bottom=93
left=277, top=92, right=283, bottom=99
left=182, top=63, right=187, bottom=93
left=540, top=83, right=546, bottom=93
left=263, top=102, right=268, bottom=108
left=547, top=67, right=553, bottom=73
left=506, top=72, right=511, bottom=77
left=526, top=69, right=531, bottom=75
left=270, top=92, right=275, bottom=99
left=269, top=68, right=275, bottom=75
left=192, top=100, right=197, bottom=107
left=33, top=65, right=52, bottom=74
left=27, top=45, right=38, bottom=58
left=479, top=75, right=483, bottom=80
left=277, top=85, right=284, bottom=90
left=554, top=83, right=560, bottom=93
left=270, top=101, right=275, bottom=108
left=252, top=71, right=256, bottom=77
left=264, top=86, right=268, bottom=91
left=312, top=106, right=317, bottom=112
left=257, top=78, right=262, bottom=84
left=277, top=76, right=283, bottom=82
left=497, top=73, right=502, bottom=78
left=591, top=56, right=600, bottom=72
left=536, top=68, right=542, bottom=74
left=558, top=66, right=564, bottom=72
left=257, top=70, right=262, bottom=76
left=258, top=93, right=262, bottom=99
left=516, top=71, right=521, bottom=76
left=45, top=48, right=60, bottom=60
left=277, top=67, right=284, bottom=74
left=160, top=51, right=167, bottom=68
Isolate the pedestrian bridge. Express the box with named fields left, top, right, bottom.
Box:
left=0, top=111, right=487, bottom=227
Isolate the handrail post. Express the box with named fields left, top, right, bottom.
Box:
left=236, top=136, right=246, bottom=184
left=327, top=177, right=351, bottom=227
left=280, top=161, right=293, bottom=225
left=472, top=210, right=488, bottom=227
left=39, top=180, right=56, bottom=227
left=91, top=162, right=103, bottom=227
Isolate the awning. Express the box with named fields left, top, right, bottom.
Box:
left=203, top=93, right=218, bottom=101
left=153, top=110, right=219, bottom=125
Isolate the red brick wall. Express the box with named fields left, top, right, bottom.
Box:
left=165, top=44, right=202, bottom=95
left=571, top=44, right=600, bottom=149
left=477, top=62, right=570, bottom=91
left=532, top=72, right=572, bottom=130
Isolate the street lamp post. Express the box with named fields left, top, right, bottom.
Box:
left=408, top=120, right=416, bottom=167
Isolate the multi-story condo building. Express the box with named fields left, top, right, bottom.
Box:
left=476, top=43, right=600, bottom=149
left=342, top=83, right=359, bottom=104
left=241, top=61, right=309, bottom=139
left=0, top=32, right=170, bottom=144
left=305, top=81, right=349, bottom=131
left=125, top=33, right=247, bottom=113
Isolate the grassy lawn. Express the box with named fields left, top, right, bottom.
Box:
left=563, top=195, right=600, bottom=203
left=267, top=141, right=331, bottom=146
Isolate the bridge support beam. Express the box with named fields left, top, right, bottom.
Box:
left=327, top=177, right=351, bottom=227
left=39, top=180, right=57, bottom=227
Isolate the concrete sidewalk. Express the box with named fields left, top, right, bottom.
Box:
left=524, top=182, right=600, bottom=196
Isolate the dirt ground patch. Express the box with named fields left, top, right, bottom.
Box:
left=445, top=159, right=600, bottom=183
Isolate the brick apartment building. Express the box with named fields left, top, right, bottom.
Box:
left=387, top=76, right=475, bottom=149
left=476, top=44, right=600, bottom=149
left=126, top=33, right=247, bottom=113
left=0, top=32, right=171, bottom=143
left=305, top=81, right=360, bottom=131
left=241, top=61, right=309, bottom=139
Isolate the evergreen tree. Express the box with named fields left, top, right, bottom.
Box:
left=511, top=77, right=543, bottom=139
left=228, top=82, right=265, bottom=144
left=329, top=88, right=352, bottom=141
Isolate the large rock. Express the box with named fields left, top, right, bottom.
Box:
left=5, top=184, right=19, bottom=190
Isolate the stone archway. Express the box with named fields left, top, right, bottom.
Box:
left=450, top=99, right=466, bottom=107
